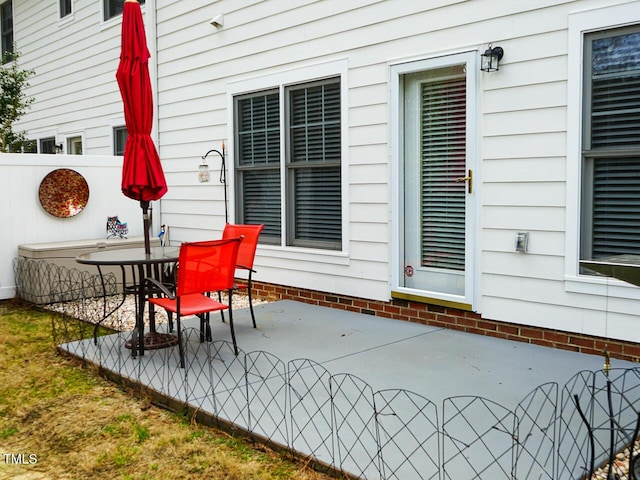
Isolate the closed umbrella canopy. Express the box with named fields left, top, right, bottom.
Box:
left=116, top=0, right=166, bottom=252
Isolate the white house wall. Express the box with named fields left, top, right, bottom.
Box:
left=13, top=1, right=131, bottom=153
left=154, top=0, right=640, bottom=343
left=11, top=0, right=640, bottom=343
left=475, top=0, right=640, bottom=343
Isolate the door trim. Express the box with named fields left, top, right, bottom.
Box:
left=389, top=51, right=480, bottom=312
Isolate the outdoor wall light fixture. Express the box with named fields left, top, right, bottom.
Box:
left=480, top=44, right=504, bottom=72
left=54, top=143, right=64, bottom=154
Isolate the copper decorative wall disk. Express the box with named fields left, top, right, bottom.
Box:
left=38, top=168, right=90, bottom=218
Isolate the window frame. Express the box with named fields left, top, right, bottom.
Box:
left=113, top=125, right=127, bottom=156
left=285, top=78, right=343, bottom=250
left=565, top=1, right=640, bottom=296
left=580, top=24, right=640, bottom=262
left=59, top=0, right=72, bottom=19
left=228, top=60, right=349, bottom=254
left=66, top=135, right=83, bottom=155
left=234, top=90, right=282, bottom=245
left=39, top=137, right=57, bottom=155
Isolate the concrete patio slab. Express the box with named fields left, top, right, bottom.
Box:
left=215, top=300, right=633, bottom=406
left=58, top=299, right=639, bottom=480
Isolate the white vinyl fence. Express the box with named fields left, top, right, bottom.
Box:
left=0, top=153, right=160, bottom=300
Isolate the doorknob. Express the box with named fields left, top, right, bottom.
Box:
left=455, top=169, right=473, bottom=193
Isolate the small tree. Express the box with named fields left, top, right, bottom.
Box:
left=0, top=49, right=35, bottom=153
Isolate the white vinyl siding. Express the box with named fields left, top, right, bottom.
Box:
left=12, top=1, right=132, bottom=155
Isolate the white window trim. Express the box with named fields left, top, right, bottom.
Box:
left=58, top=0, right=73, bottom=23
left=226, top=58, right=350, bottom=258
left=565, top=1, right=640, bottom=297
left=100, top=0, right=114, bottom=25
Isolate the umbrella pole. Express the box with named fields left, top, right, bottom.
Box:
left=141, top=200, right=151, bottom=254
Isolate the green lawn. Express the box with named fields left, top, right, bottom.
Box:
left=0, top=300, right=334, bottom=480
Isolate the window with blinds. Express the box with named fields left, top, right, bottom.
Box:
left=420, top=74, right=466, bottom=271
left=234, top=78, right=342, bottom=250
left=591, top=157, right=640, bottom=257
left=236, top=92, right=281, bottom=243
left=288, top=80, right=342, bottom=249
left=582, top=26, right=640, bottom=261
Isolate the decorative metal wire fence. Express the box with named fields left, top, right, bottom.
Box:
left=13, top=257, right=640, bottom=480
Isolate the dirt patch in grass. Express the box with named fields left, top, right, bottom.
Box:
left=0, top=299, right=338, bottom=480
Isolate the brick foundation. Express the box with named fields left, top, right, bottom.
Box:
left=252, top=280, right=640, bottom=364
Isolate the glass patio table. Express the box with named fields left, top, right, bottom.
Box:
left=76, top=246, right=180, bottom=358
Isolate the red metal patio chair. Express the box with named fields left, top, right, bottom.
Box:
left=220, top=223, right=264, bottom=328
left=146, top=237, right=243, bottom=367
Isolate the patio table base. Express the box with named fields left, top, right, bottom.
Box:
left=125, top=332, right=179, bottom=350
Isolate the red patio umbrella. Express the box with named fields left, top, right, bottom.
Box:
left=116, top=0, right=167, bottom=254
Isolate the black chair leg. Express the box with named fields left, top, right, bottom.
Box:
left=227, top=289, right=238, bottom=356
left=131, top=327, right=138, bottom=359
left=218, top=291, right=226, bottom=323
left=177, top=316, right=185, bottom=368
left=204, top=312, right=212, bottom=341
left=247, top=276, right=256, bottom=328
left=167, top=312, right=174, bottom=332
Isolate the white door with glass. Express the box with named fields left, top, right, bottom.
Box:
left=393, top=53, right=477, bottom=309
